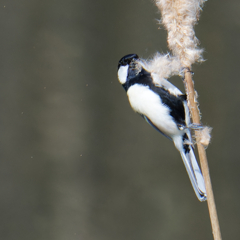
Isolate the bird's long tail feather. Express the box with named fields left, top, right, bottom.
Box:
left=180, top=148, right=207, bottom=201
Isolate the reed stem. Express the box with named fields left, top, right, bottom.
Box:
left=184, top=69, right=222, bottom=240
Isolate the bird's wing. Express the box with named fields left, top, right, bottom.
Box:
left=152, top=86, right=187, bottom=127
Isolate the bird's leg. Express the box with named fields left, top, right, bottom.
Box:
left=189, top=123, right=204, bottom=130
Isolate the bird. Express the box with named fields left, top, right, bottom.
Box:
left=117, top=53, right=207, bottom=201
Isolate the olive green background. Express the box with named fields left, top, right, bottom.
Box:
left=0, top=0, right=238, bottom=239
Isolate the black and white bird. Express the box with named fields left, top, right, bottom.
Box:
left=117, top=53, right=207, bottom=201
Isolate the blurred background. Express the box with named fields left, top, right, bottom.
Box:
left=0, top=0, right=239, bottom=239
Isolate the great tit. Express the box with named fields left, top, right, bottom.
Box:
left=117, top=53, right=207, bottom=201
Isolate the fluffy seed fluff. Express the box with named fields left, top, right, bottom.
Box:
left=140, top=0, right=207, bottom=79
left=155, top=0, right=206, bottom=67
left=139, top=53, right=181, bottom=81
left=199, top=126, right=212, bottom=147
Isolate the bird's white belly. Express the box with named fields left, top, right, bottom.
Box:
left=127, top=84, right=180, bottom=137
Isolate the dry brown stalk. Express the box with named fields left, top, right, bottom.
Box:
left=184, top=70, right=222, bottom=240
left=152, top=1, right=222, bottom=238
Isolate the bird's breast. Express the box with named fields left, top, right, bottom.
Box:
left=127, top=84, right=180, bottom=136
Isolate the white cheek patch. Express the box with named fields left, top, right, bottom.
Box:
left=117, top=65, right=129, bottom=84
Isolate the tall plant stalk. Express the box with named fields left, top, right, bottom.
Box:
left=154, top=0, right=222, bottom=239
left=184, top=70, right=222, bottom=240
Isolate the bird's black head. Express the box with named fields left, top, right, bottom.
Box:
left=118, top=54, right=139, bottom=69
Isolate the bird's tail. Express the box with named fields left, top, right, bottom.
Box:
left=180, top=147, right=207, bottom=201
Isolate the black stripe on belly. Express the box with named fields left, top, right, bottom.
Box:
left=183, top=133, right=191, bottom=153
